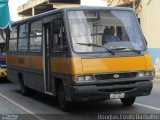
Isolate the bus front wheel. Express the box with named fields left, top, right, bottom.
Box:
left=57, top=83, right=71, bottom=111
left=121, top=97, right=136, bottom=106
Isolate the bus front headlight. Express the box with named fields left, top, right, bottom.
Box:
left=77, top=76, right=85, bottom=82
left=85, top=76, right=93, bottom=81
left=77, top=76, right=94, bottom=82
left=138, top=71, right=154, bottom=77
left=138, top=72, right=145, bottom=77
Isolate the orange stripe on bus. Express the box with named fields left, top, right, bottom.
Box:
left=7, top=54, right=153, bottom=75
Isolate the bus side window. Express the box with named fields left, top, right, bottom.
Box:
left=29, top=21, right=42, bottom=52
left=18, top=24, right=28, bottom=52
left=52, top=18, right=67, bottom=52
left=9, top=26, right=18, bottom=51
left=52, top=19, right=60, bottom=52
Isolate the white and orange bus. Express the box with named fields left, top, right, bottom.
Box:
left=6, top=7, right=154, bottom=111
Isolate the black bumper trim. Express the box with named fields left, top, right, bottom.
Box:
left=68, top=80, right=153, bottom=102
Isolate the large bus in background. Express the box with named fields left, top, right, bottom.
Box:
left=0, top=44, right=7, bottom=79
left=6, top=7, right=154, bottom=111
left=0, top=31, right=7, bottom=79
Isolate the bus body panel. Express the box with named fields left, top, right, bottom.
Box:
left=7, top=54, right=43, bottom=70
left=144, top=54, right=153, bottom=70
left=7, top=67, right=44, bottom=92
left=7, top=54, right=44, bottom=92
left=81, top=55, right=149, bottom=74
left=7, top=54, right=153, bottom=75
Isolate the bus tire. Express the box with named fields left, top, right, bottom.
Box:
left=57, top=83, right=71, bottom=111
left=19, top=75, right=29, bottom=96
left=121, top=97, right=136, bottom=106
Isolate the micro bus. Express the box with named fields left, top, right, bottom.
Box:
left=6, top=6, right=154, bottom=111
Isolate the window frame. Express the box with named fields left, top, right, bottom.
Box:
left=29, top=20, right=43, bottom=53
left=17, top=23, right=29, bottom=52
left=66, top=10, right=147, bottom=54
left=51, top=14, right=68, bottom=53
left=9, top=25, right=18, bottom=51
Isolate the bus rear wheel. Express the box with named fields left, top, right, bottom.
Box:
left=19, top=75, right=29, bottom=96
left=121, top=97, right=136, bottom=106
left=57, top=83, right=71, bottom=111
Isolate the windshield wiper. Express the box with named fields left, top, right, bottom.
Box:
left=77, top=43, right=115, bottom=55
left=111, top=47, right=141, bottom=54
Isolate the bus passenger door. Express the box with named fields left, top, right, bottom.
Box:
left=43, top=23, right=52, bottom=93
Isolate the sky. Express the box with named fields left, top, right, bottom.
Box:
left=8, top=0, right=28, bottom=21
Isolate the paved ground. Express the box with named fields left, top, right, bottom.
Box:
left=0, top=80, right=159, bottom=120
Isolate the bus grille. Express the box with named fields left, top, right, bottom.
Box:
left=95, top=72, right=137, bottom=80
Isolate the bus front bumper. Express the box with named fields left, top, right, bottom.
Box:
left=68, top=80, right=153, bottom=102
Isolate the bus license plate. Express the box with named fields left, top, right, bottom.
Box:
left=110, top=93, right=125, bottom=99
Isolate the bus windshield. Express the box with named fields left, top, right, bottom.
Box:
left=67, top=10, right=145, bottom=53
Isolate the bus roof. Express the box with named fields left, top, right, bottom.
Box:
left=12, top=6, right=134, bottom=25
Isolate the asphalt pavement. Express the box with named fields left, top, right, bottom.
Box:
left=0, top=80, right=159, bottom=120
